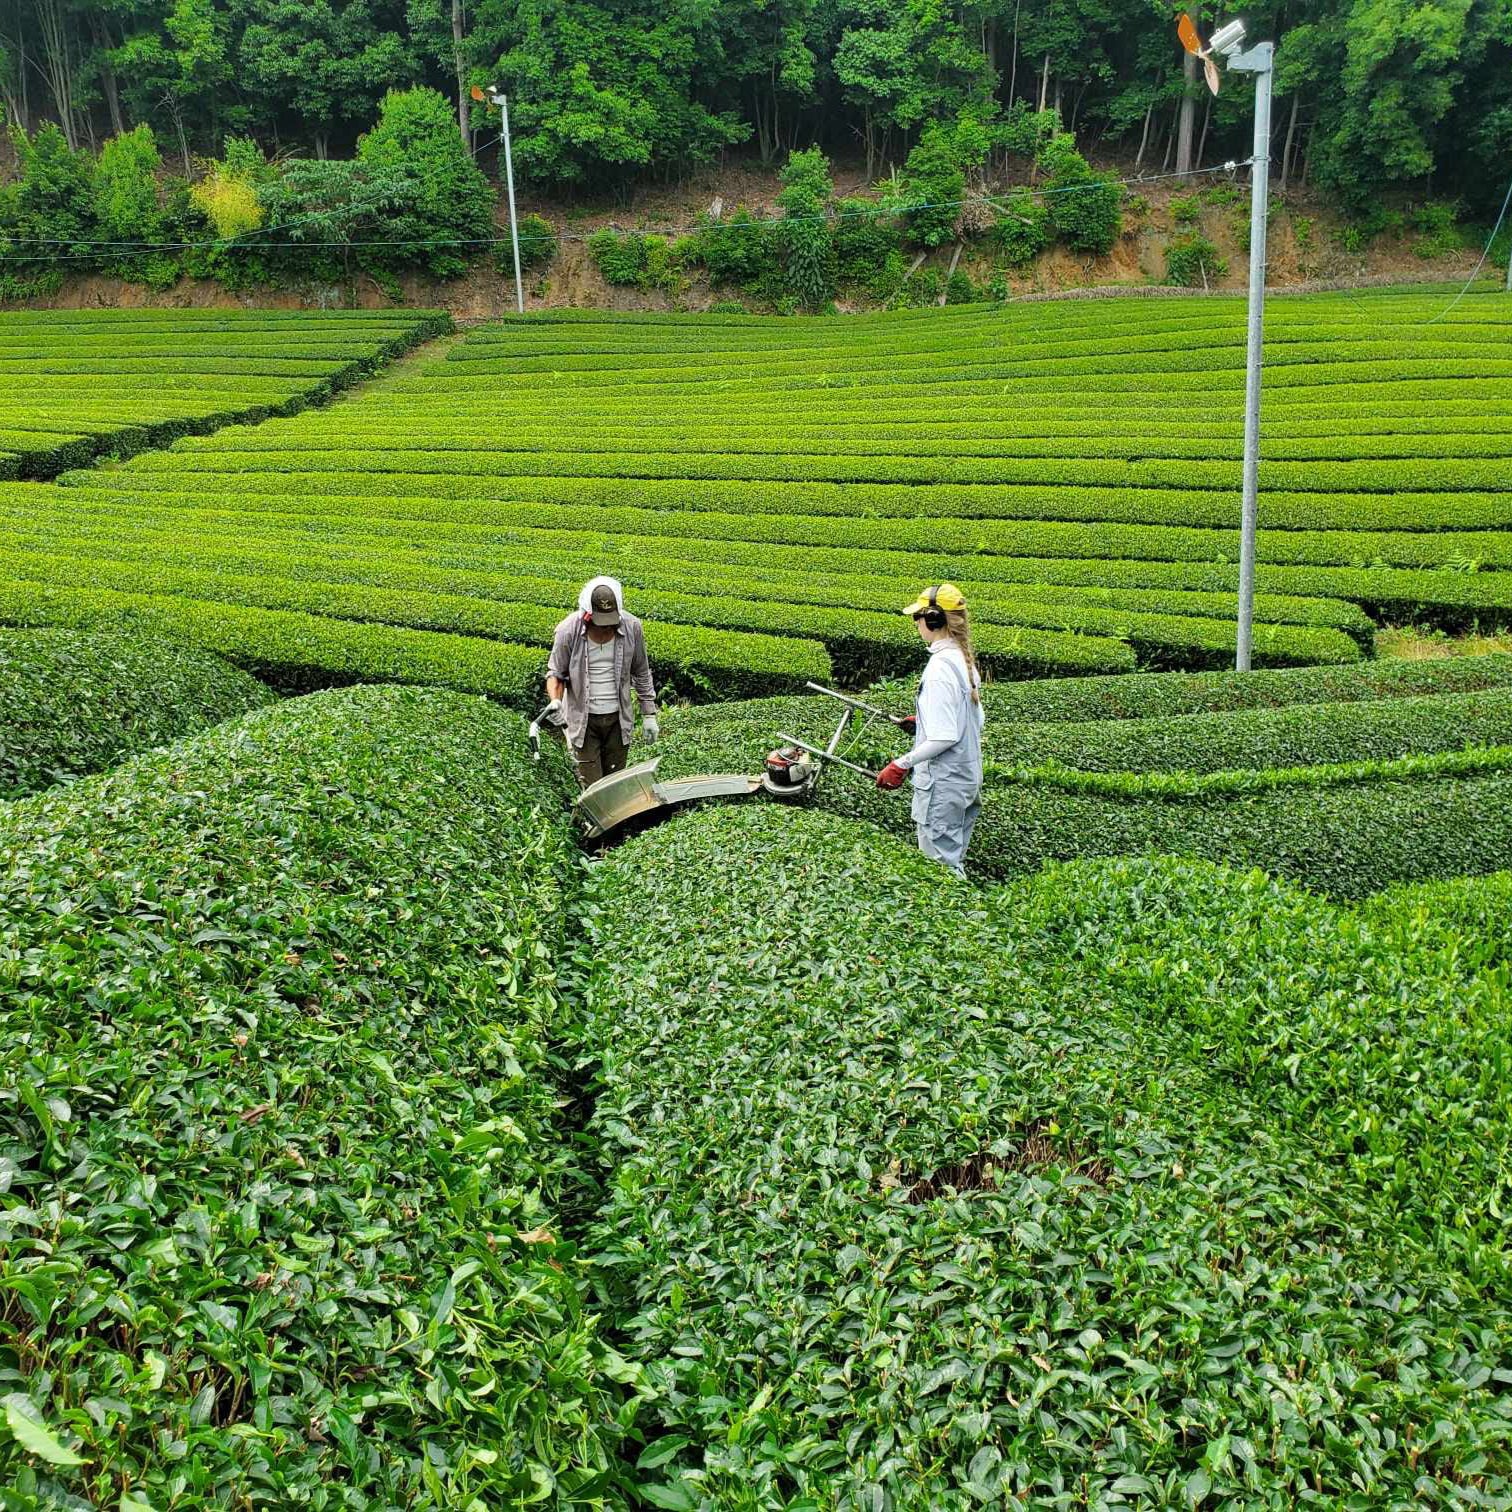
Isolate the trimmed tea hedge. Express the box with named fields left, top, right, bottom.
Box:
left=0, top=309, right=448, bottom=478
left=1365, top=868, right=1512, bottom=975
left=991, top=685, right=1512, bottom=773
left=41, top=482, right=1512, bottom=627
left=578, top=807, right=1512, bottom=1505
left=42, top=293, right=1512, bottom=676
left=655, top=656, right=1512, bottom=895
left=0, top=578, right=548, bottom=702
left=0, top=548, right=834, bottom=697
left=0, top=628, right=273, bottom=798
left=0, top=685, right=639, bottom=1504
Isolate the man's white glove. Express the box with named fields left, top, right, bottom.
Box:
left=545, top=697, right=562, bottom=715
left=642, top=716, right=660, bottom=744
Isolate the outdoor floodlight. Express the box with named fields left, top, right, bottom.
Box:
left=1207, top=19, right=1248, bottom=57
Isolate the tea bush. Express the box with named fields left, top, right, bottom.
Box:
left=0, top=685, right=644, bottom=1504
left=0, top=629, right=274, bottom=797
left=655, top=657, right=1512, bottom=895
left=0, top=308, right=447, bottom=479
left=29, top=293, right=1512, bottom=690
left=579, top=806, right=1512, bottom=1505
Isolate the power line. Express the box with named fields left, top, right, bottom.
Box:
left=1423, top=174, right=1512, bottom=324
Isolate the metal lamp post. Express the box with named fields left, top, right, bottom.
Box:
left=1179, top=16, right=1274, bottom=671
left=1227, top=37, right=1274, bottom=671
left=487, top=87, right=525, bottom=314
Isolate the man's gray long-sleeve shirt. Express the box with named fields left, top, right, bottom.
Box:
left=546, top=611, right=658, bottom=749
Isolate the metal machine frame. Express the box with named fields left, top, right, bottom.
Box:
left=532, top=682, right=902, bottom=840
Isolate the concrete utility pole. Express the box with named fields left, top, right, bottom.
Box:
left=1226, top=37, right=1274, bottom=672
left=490, top=89, right=525, bottom=315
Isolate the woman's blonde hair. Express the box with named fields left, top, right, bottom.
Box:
left=943, top=606, right=981, bottom=704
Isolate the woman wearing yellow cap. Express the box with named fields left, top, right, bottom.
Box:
left=876, top=583, right=985, bottom=877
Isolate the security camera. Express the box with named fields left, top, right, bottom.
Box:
left=1208, top=18, right=1247, bottom=55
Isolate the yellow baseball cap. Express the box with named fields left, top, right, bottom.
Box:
left=902, top=582, right=967, bottom=617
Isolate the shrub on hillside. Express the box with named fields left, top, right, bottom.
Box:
left=833, top=196, right=901, bottom=289
left=894, top=265, right=942, bottom=307
left=497, top=210, right=557, bottom=275
left=1165, top=232, right=1227, bottom=286
left=691, top=206, right=777, bottom=288
left=995, top=99, right=1060, bottom=161
left=1039, top=131, right=1121, bottom=254
left=895, top=123, right=966, bottom=248
left=356, top=86, right=494, bottom=279
left=188, top=137, right=267, bottom=240
left=1413, top=199, right=1463, bottom=258
left=991, top=187, right=1051, bottom=265
left=944, top=268, right=977, bottom=303
left=586, top=229, right=680, bottom=290
left=867, top=246, right=908, bottom=299
left=776, top=146, right=836, bottom=309
left=1169, top=191, right=1201, bottom=224
left=587, top=228, right=648, bottom=285
left=0, top=121, right=95, bottom=296
left=92, top=125, right=177, bottom=289
left=253, top=157, right=417, bottom=285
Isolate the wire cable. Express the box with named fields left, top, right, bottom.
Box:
left=1422, top=174, right=1512, bottom=324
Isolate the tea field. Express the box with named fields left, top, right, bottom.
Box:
left=0, top=289, right=1508, bottom=693
left=0, top=308, right=447, bottom=479
left=2, top=291, right=1511, bottom=1506
left=3, top=647, right=1510, bottom=1505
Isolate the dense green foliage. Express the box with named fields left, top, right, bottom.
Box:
left=0, top=308, right=447, bottom=479
left=1, top=92, right=496, bottom=295
left=1366, top=869, right=1512, bottom=976
left=0, top=576, right=550, bottom=702
left=657, top=656, right=1512, bottom=895
left=578, top=806, right=1512, bottom=1504
left=3, top=0, right=1503, bottom=212
left=0, top=628, right=272, bottom=797
left=352, top=87, right=495, bottom=280
left=1165, top=232, right=1227, bottom=287
left=0, top=685, right=644, bottom=1503
left=991, top=187, right=1051, bottom=266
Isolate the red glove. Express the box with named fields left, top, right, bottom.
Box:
left=895, top=715, right=917, bottom=734
left=876, top=760, right=909, bottom=791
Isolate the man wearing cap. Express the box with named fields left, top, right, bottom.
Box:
left=545, top=576, right=660, bottom=788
